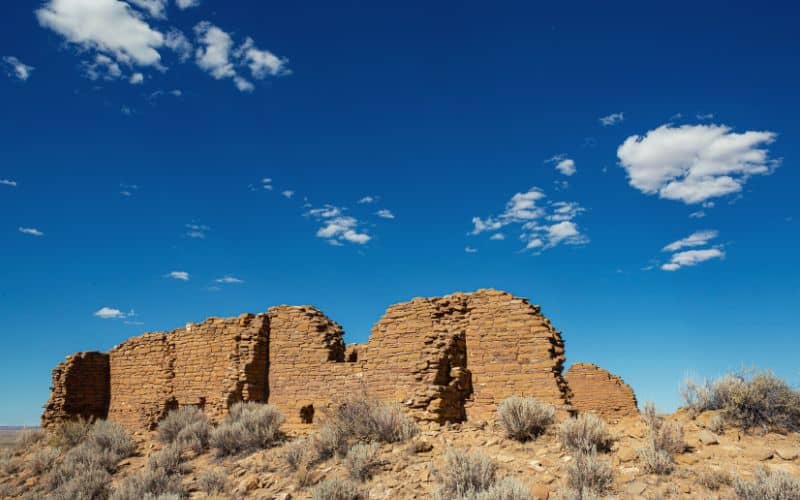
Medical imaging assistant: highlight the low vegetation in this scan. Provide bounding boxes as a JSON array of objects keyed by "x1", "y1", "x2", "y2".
[
  {"x1": 637, "y1": 402, "x2": 685, "y2": 475},
  {"x1": 53, "y1": 417, "x2": 93, "y2": 448},
  {"x1": 157, "y1": 405, "x2": 211, "y2": 453},
  {"x1": 559, "y1": 413, "x2": 615, "y2": 454},
  {"x1": 497, "y1": 396, "x2": 555, "y2": 442},
  {"x1": 197, "y1": 468, "x2": 230, "y2": 496},
  {"x1": 733, "y1": 467, "x2": 800, "y2": 499},
  {"x1": 437, "y1": 448, "x2": 530, "y2": 499},
  {"x1": 311, "y1": 477, "x2": 364, "y2": 500},
  {"x1": 562, "y1": 450, "x2": 614, "y2": 499},
  {"x1": 210, "y1": 402, "x2": 285, "y2": 456},
  {"x1": 697, "y1": 467, "x2": 733, "y2": 491},
  {"x1": 345, "y1": 442, "x2": 381, "y2": 481},
  {"x1": 683, "y1": 370, "x2": 800, "y2": 433}
]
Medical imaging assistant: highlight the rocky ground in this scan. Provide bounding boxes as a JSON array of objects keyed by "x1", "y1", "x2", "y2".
[{"x1": 2, "y1": 409, "x2": 798, "y2": 499}]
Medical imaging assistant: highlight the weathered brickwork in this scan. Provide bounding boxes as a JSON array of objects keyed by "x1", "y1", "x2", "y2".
[
  {"x1": 42, "y1": 289, "x2": 637, "y2": 431},
  {"x1": 565, "y1": 362, "x2": 638, "y2": 420},
  {"x1": 42, "y1": 351, "x2": 110, "y2": 429}
]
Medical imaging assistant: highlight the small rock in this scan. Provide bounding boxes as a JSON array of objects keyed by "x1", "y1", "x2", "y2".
[
  {"x1": 561, "y1": 455, "x2": 573, "y2": 463},
  {"x1": 528, "y1": 460, "x2": 546, "y2": 472},
  {"x1": 626, "y1": 481, "x2": 647, "y2": 495},
  {"x1": 776, "y1": 447, "x2": 799, "y2": 461},
  {"x1": 698, "y1": 430, "x2": 720, "y2": 445},
  {"x1": 497, "y1": 455, "x2": 515, "y2": 463},
  {"x1": 532, "y1": 485, "x2": 549, "y2": 499},
  {"x1": 485, "y1": 439, "x2": 499, "y2": 447},
  {"x1": 617, "y1": 447, "x2": 637, "y2": 463},
  {"x1": 539, "y1": 474, "x2": 556, "y2": 485},
  {"x1": 757, "y1": 449, "x2": 775, "y2": 461}
]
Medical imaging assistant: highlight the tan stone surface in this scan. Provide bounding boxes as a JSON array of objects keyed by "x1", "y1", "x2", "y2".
[
  {"x1": 41, "y1": 351, "x2": 109, "y2": 429},
  {"x1": 565, "y1": 362, "x2": 638, "y2": 420}
]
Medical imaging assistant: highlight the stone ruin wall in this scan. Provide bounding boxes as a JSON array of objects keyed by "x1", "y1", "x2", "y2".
[
  {"x1": 565, "y1": 362, "x2": 639, "y2": 420},
  {"x1": 42, "y1": 289, "x2": 637, "y2": 431},
  {"x1": 42, "y1": 351, "x2": 110, "y2": 430}
]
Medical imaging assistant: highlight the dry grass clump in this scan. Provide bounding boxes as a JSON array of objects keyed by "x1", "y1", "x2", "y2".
[
  {"x1": 697, "y1": 467, "x2": 733, "y2": 491},
  {"x1": 284, "y1": 437, "x2": 314, "y2": 471},
  {"x1": 683, "y1": 370, "x2": 800, "y2": 433},
  {"x1": 733, "y1": 467, "x2": 800, "y2": 499},
  {"x1": 707, "y1": 414, "x2": 725, "y2": 434},
  {"x1": 110, "y1": 445, "x2": 188, "y2": 500},
  {"x1": 314, "y1": 422, "x2": 349, "y2": 460},
  {"x1": 14, "y1": 428, "x2": 44, "y2": 451},
  {"x1": 637, "y1": 403, "x2": 685, "y2": 475},
  {"x1": 559, "y1": 413, "x2": 615, "y2": 454},
  {"x1": 53, "y1": 417, "x2": 93, "y2": 448},
  {"x1": 345, "y1": 443, "x2": 381, "y2": 481},
  {"x1": 311, "y1": 477, "x2": 364, "y2": 500},
  {"x1": 0, "y1": 449, "x2": 21, "y2": 475},
  {"x1": 562, "y1": 450, "x2": 613, "y2": 499},
  {"x1": 437, "y1": 448, "x2": 497, "y2": 498},
  {"x1": 197, "y1": 468, "x2": 230, "y2": 496},
  {"x1": 157, "y1": 406, "x2": 211, "y2": 453},
  {"x1": 49, "y1": 468, "x2": 112, "y2": 500},
  {"x1": 497, "y1": 396, "x2": 555, "y2": 442},
  {"x1": 209, "y1": 402, "x2": 284, "y2": 457},
  {"x1": 29, "y1": 446, "x2": 61, "y2": 475}
]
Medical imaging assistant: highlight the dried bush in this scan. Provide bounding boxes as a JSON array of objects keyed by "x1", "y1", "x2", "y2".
[
  {"x1": 559, "y1": 413, "x2": 615, "y2": 454},
  {"x1": 314, "y1": 423, "x2": 349, "y2": 460},
  {"x1": 0, "y1": 450, "x2": 21, "y2": 475},
  {"x1": 683, "y1": 371, "x2": 800, "y2": 433},
  {"x1": 345, "y1": 443, "x2": 381, "y2": 481},
  {"x1": 311, "y1": 477, "x2": 364, "y2": 500},
  {"x1": 564, "y1": 450, "x2": 613, "y2": 497},
  {"x1": 86, "y1": 420, "x2": 136, "y2": 464},
  {"x1": 641, "y1": 403, "x2": 685, "y2": 454},
  {"x1": 110, "y1": 466, "x2": 186, "y2": 500},
  {"x1": 438, "y1": 448, "x2": 497, "y2": 498},
  {"x1": 497, "y1": 396, "x2": 555, "y2": 442},
  {"x1": 14, "y1": 428, "x2": 44, "y2": 451},
  {"x1": 209, "y1": 402, "x2": 284, "y2": 457},
  {"x1": 49, "y1": 467, "x2": 111, "y2": 500},
  {"x1": 698, "y1": 467, "x2": 732, "y2": 491},
  {"x1": 147, "y1": 445, "x2": 186, "y2": 476},
  {"x1": 733, "y1": 467, "x2": 800, "y2": 499},
  {"x1": 197, "y1": 469, "x2": 229, "y2": 496},
  {"x1": 324, "y1": 397, "x2": 418, "y2": 444},
  {"x1": 54, "y1": 417, "x2": 93, "y2": 448},
  {"x1": 468, "y1": 477, "x2": 531, "y2": 500},
  {"x1": 284, "y1": 437, "x2": 313, "y2": 471},
  {"x1": 708, "y1": 414, "x2": 725, "y2": 434},
  {"x1": 637, "y1": 445, "x2": 674, "y2": 475},
  {"x1": 157, "y1": 406, "x2": 210, "y2": 453},
  {"x1": 29, "y1": 446, "x2": 60, "y2": 474}
]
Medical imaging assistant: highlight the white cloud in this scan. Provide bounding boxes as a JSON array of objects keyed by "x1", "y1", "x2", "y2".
[
  {"x1": 306, "y1": 205, "x2": 371, "y2": 245},
  {"x1": 194, "y1": 21, "x2": 236, "y2": 79},
  {"x1": 175, "y1": 0, "x2": 200, "y2": 8},
  {"x1": 547, "y1": 155, "x2": 576, "y2": 176},
  {"x1": 128, "y1": 0, "x2": 167, "y2": 18},
  {"x1": 600, "y1": 112, "x2": 624, "y2": 126},
  {"x1": 661, "y1": 248, "x2": 724, "y2": 271},
  {"x1": 94, "y1": 306, "x2": 126, "y2": 319},
  {"x1": 185, "y1": 223, "x2": 209, "y2": 238},
  {"x1": 83, "y1": 54, "x2": 122, "y2": 80},
  {"x1": 696, "y1": 113, "x2": 715, "y2": 121},
  {"x1": 215, "y1": 276, "x2": 243, "y2": 284},
  {"x1": 1, "y1": 179, "x2": 17, "y2": 187},
  {"x1": 18, "y1": 227, "x2": 44, "y2": 237},
  {"x1": 129, "y1": 72, "x2": 144, "y2": 84},
  {"x1": 689, "y1": 210, "x2": 706, "y2": 219},
  {"x1": 234, "y1": 37, "x2": 289, "y2": 79},
  {"x1": 465, "y1": 246, "x2": 478, "y2": 253},
  {"x1": 165, "y1": 271, "x2": 189, "y2": 281},
  {"x1": 470, "y1": 187, "x2": 588, "y2": 252},
  {"x1": 489, "y1": 233, "x2": 505, "y2": 241},
  {"x1": 120, "y1": 183, "x2": 138, "y2": 196},
  {"x1": 662, "y1": 230, "x2": 718, "y2": 252},
  {"x1": 358, "y1": 196, "x2": 375, "y2": 204},
  {"x1": 375, "y1": 209, "x2": 395, "y2": 219},
  {"x1": 3, "y1": 56, "x2": 34, "y2": 81},
  {"x1": 36, "y1": 0, "x2": 165, "y2": 68},
  {"x1": 617, "y1": 124, "x2": 778, "y2": 204},
  {"x1": 164, "y1": 28, "x2": 192, "y2": 62},
  {"x1": 281, "y1": 190, "x2": 294, "y2": 199}
]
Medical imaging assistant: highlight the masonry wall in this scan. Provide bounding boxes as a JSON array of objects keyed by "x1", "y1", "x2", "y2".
[
  {"x1": 41, "y1": 351, "x2": 110, "y2": 429},
  {"x1": 565, "y1": 362, "x2": 638, "y2": 421}
]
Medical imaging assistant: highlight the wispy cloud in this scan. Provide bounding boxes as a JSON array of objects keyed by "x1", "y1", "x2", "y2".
[
  {"x1": 281, "y1": 190, "x2": 294, "y2": 199},
  {"x1": 470, "y1": 187, "x2": 588, "y2": 252},
  {"x1": 120, "y1": 183, "x2": 138, "y2": 197},
  {"x1": 696, "y1": 113, "x2": 715, "y2": 121},
  {"x1": 489, "y1": 233, "x2": 505, "y2": 241},
  {"x1": 599, "y1": 112, "x2": 624, "y2": 126},
  {"x1": 375, "y1": 209, "x2": 395, "y2": 219},
  {"x1": 618, "y1": 124, "x2": 779, "y2": 204},
  {"x1": 2, "y1": 56, "x2": 34, "y2": 81},
  {"x1": 215, "y1": 276, "x2": 243, "y2": 284},
  {"x1": 1, "y1": 179, "x2": 17, "y2": 187},
  {"x1": 185, "y1": 223, "x2": 210, "y2": 239},
  {"x1": 546, "y1": 155, "x2": 576, "y2": 176},
  {"x1": 659, "y1": 230, "x2": 724, "y2": 271},
  {"x1": 465, "y1": 246, "x2": 478, "y2": 253},
  {"x1": 94, "y1": 307, "x2": 136, "y2": 320},
  {"x1": 165, "y1": 271, "x2": 190, "y2": 281},
  {"x1": 358, "y1": 196, "x2": 375, "y2": 204},
  {"x1": 18, "y1": 227, "x2": 43, "y2": 237},
  {"x1": 662, "y1": 230, "x2": 719, "y2": 252},
  {"x1": 176, "y1": 0, "x2": 201, "y2": 9},
  {"x1": 305, "y1": 204, "x2": 371, "y2": 245}
]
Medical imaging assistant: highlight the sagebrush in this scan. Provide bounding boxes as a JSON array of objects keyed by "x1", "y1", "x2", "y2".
[
  {"x1": 438, "y1": 448, "x2": 497, "y2": 498},
  {"x1": 345, "y1": 442, "x2": 381, "y2": 481},
  {"x1": 209, "y1": 402, "x2": 284, "y2": 456},
  {"x1": 157, "y1": 405, "x2": 211, "y2": 453},
  {"x1": 733, "y1": 467, "x2": 800, "y2": 499},
  {"x1": 497, "y1": 396, "x2": 555, "y2": 442},
  {"x1": 563, "y1": 450, "x2": 613, "y2": 497},
  {"x1": 559, "y1": 413, "x2": 615, "y2": 454},
  {"x1": 311, "y1": 478, "x2": 364, "y2": 500}
]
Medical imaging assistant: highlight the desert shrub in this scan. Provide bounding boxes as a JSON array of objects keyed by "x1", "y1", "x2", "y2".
[
  {"x1": 683, "y1": 371, "x2": 800, "y2": 433},
  {"x1": 0, "y1": 450, "x2": 21, "y2": 475},
  {"x1": 284, "y1": 437, "x2": 313, "y2": 471},
  {"x1": 325, "y1": 397, "x2": 418, "y2": 444},
  {"x1": 54, "y1": 417, "x2": 93, "y2": 448},
  {"x1": 438, "y1": 448, "x2": 497, "y2": 498},
  {"x1": 87, "y1": 420, "x2": 136, "y2": 463},
  {"x1": 147, "y1": 445, "x2": 186, "y2": 476},
  {"x1": 637, "y1": 445, "x2": 674, "y2": 475},
  {"x1": 15, "y1": 428, "x2": 45, "y2": 451},
  {"x1": 708, "y1": 414, "x2": 725, "y2": 434},
  {"x1": 49, "y1": 467, "x2": 111, "y2": 500},
  {"x1": 29, "y1": 446, "x2": 61, "y2": 474},
  {"x1": 698, "y1": 467, "x2": 732, "y2": 491},
  {"x1": 197, "y1": 469, "x2": 229, "y2": 496},
  {"x1": 637, "y1": 403, "x2": 684, "y2": 475},
  {"x1": 345, "y1": 443, "x2": 381, "y2": 481},
  {"x1": 733, "y1": 467, "x2": 800, "y2": 499},
  {"x1": 468, "y1": 477, "x2": 531, "y2": 500},
  {"x1": 563, "y1": 450, "x2": 613, "y2": 497},
  {"x1": 559, "y1": 413, "x2": 615, "y2": 454},
  {"x1": 314, "y1": 423, "x2": 349, "y2": 460},
  {"x1": 311, "y1": 477, "x2": 364, "y2": 500},
  {"x1": 209, "y1": 402, "x2": 284, "y2": 457},
  {"x1": 110, "y1": 466, "x2": 186, "y2": 500},
  {"x1": 157, "y1": 406, "x2": 210, "y2": 453},
  {"x1": 497, "y1": 396, "x2": 555, "y2": 442}
]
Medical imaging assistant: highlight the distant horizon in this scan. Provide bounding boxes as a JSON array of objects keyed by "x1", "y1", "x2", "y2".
[{"x1": 2, "y1": 0, "x2": 798, "y2": 425}]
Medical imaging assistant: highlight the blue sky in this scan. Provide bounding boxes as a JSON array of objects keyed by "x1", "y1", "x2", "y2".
[{"x1": 1, "y1": 0, "x2": 798, "y2": 425}]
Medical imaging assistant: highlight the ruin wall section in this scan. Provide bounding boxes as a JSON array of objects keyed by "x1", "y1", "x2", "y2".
[
  {"x1": 565, "y1": 362, "x2": 638, "y2": 421},
  {"x1": 41, "y1": 351, "x2": 110, "y2": 429}
]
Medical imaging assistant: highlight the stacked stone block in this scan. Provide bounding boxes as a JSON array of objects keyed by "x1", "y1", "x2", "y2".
[
  {"x1": 42, "y1": 351, "x2": 110, "y2": 429},
  {"x1": 565, "y1": 362, "x2": 638, "y2": 420}
]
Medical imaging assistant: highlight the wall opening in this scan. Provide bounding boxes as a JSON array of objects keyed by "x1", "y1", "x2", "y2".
[{"x1": 300, "y1": 404, "x2": 315, "y2": 424}]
